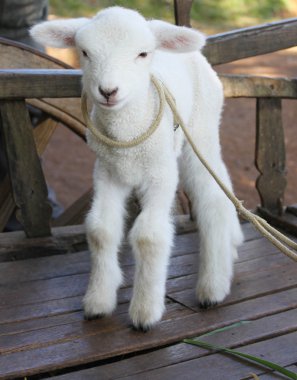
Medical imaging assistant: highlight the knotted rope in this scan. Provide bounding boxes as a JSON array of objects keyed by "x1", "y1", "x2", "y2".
[{"x1": 81, "y1": 75, "x2": 297, "y2": 262}]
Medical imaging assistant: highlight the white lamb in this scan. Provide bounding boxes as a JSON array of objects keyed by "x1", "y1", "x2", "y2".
[{"x1": 31, "y1": 6, "x2": 243, "y2": 331}]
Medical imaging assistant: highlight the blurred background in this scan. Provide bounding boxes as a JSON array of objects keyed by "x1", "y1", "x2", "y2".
[{"x1": 3, "y1": 0, "x2": 297, "y2": 215}]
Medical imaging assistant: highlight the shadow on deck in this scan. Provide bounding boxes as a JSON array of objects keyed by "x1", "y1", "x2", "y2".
[{"x1": 0, "y1": 221, "x2": 296, "y2": 379}]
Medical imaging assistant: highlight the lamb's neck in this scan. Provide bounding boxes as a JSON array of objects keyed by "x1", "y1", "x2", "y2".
[{"x1": 93, "y1": 84, "x2": 158, "y2": 142}]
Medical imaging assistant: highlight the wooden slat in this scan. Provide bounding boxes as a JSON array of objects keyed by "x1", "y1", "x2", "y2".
[
  {"x1": 0, "y1": 301, "x2": 191, "y2": 355},
  {"x1": 0, "y1": 69, "x2": 81, "y2": 99},
  {"x1": 118, "y1": 332, "x2": 297, "y2": 380},
  {"x1": 33, "y1": 118, "x2": 58, "y2": 155},
  {"x1": 0, "y1": 220, "x2": 263, "y2": 263},
  {"x1": 169, "y1": 254, "x2": 296, "y2": 310},
  {"x1": 0, "y1": 100, "x2": 52, "y2": 237},
  {"x1": 258, "y1": 365, "x2": 297, "y2": 379},
  {"x1": 0, "y1": 119, "x2": 60, "y2": 233},
  {"x1": 0, "y1": 36, "x2": 73, "y2": 69},
  {"x1": 0, "y1": 240, "x2": 295, "y2": 325},
  {"x1": 1, "y1": 70, "x2": 297, "y2": 101},
  {"x1": 0, "y1": 224, "x2": 87, "y2": 262},
  {"x1": 203, "y1": 18, "x2": 297, "y2": 65},
  {"x1": 0, "y1": 226, "x2": 268, "y2": 285},
  {"x1": 50, "y1": 309, "x2": 297, "y2": 379},
  {"x1": 255, "y1": 98, "x2": 286, "y2": 215},
  {"x1": 174, "y1": 0, "x2": 193, "y2": 27},
  {"x1": 221, "y1": 74, "x2": 297, "y2": 99},
  {"x1": 1, "y1": 238, "x2": 291, "y2": 309},
  {"x1": 0, "y1": 288, "x2": 296, "y2": 379},
  {"x1": 0, "y1": 235, "x2": 281, "y2": 288},
  {"x1": 0, "y1": 224, "x2": 296, "y2": 378}
]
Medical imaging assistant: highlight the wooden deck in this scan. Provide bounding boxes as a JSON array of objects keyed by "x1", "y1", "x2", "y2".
[{"x1": 0, "y1": 222, "x2": 296, "y2": 379}]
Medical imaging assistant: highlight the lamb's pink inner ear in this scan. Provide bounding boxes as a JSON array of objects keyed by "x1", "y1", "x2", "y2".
[
  {"x1": 62, "y1": 34, "x2": 75, "y2": 47},
  {"x1": 49, "y1": 29, "x2": 76, "y2": 47},
  {"x1": 161, "y1": 35, "x2": 190, "y2": 50}
]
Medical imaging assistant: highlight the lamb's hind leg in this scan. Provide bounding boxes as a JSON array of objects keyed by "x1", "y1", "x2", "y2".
[
  {"x1": 83, "y1": 169, "x2": 129, "y2": 319},
  {"x1": 180, "y1": 142, "x2": 244, "y2": 308}
]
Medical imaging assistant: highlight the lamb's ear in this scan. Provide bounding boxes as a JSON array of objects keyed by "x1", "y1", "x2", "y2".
[
  {"x1": 30, "y1": 18, "x2": 89, "y2": 48},
  {"x1": 148, "y1": 20, "x2": 206, "y2": 53}
]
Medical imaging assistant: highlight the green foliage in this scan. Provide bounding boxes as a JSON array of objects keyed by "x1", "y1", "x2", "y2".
[
  {"x1": 191, "y1": 0, "x2": 289, "y2": 22},
  {"x1": 49, "y1": 0, "x2": 294, "y2": 28},
  {"x1": 49, "y1": 0, "x2": 174, "y2": 20},
  {"x1": 183, "y1": 338, "x2": 297, "y2": 379}
]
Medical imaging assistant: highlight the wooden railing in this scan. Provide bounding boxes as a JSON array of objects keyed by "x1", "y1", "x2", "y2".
[
  {"x1": 0, "y1": 68, "x2": 296, "y2": 236},
  {"x1": 0, "y1": 1, "x2": 296, "y2": 238}
]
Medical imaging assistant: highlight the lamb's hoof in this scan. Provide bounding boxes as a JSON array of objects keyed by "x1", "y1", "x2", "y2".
[
  {"x1": 130, "y1": 323, "x2": 151, "y2": 333},
  {"x1": 199, "y1": 300, "x2": 218, "y2": 310},
  {"x1": 84, "y1": 313, "x2": 105, "y2": 321}
]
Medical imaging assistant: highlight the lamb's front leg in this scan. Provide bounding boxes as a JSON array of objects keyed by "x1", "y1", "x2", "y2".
[
  {"x1": 129, "y1": 172, "x2": 178, "y2": 331},
  {"x1": 83, "y1": 170, "x2": 129, "y2": 319}
]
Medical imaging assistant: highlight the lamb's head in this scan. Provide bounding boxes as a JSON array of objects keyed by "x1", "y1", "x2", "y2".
[{"x1": 31, "y1": 7, "x2": 205, "y2": 110}]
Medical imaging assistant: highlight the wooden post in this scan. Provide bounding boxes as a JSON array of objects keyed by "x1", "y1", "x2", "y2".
[
  {"x1": 174, "y1": 0, "x2": 193, "y2": 26},
  {"x1": 0, "y1": 100, "x2": 52, "y2": 237},
  {"x1": 255, "y1": 98, "x2": 286, "y2": 216}
]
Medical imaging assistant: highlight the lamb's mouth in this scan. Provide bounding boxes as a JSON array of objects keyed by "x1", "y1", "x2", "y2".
[
  {"x1": 99, "y1": 99, "x2": 125, "y2": 109},
  {"x1": 99, "y1": 101, "x2": 117, "y2": 108}
]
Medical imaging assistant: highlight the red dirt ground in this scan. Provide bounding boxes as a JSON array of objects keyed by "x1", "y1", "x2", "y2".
[{"x1": 42, "y1": 47, "x2": 297, "y2": 212}]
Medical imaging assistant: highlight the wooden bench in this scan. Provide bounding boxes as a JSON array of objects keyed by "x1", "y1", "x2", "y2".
[{"x1": 0, "y1": 1, "x2": 296, "y2": 378}]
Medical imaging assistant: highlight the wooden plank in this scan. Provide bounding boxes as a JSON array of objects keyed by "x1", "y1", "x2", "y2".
[
  {"x1": 0, "y1": 100, "x2": 52, "y2": 237},
  {"x1": 169, "y1": 257, "x2": 297, "y2": 310},
  {"x1": 174, "y1": 0, "x2": 193, "y2": 27},
  {"x1": 0, "y1": 296, "x2": 83, "y2": 325},
  {"x1": 0, "y1": 36, "x2": 73, "y2": 70},
  {"x1": 0, "y1": 218, "x2": 263, "y2": 263},
  {"x1": 203, "y1": 18, "x2": 297, "y2": 65},
  {"x1": 221, "y1": 74, "x2": 297, "y2": 99},
  {"x1": 258, "y1": 365, "x2": 297, "y2": 379},
  {"x1": 0, "y1": 215, "x2": 200, "y2": 262},
  {"x1": 1, "y1": 241, "x2": 291, "y2": 309},
  {"x1": 0, "y1": 69, "x2": 81, "y2": 99},
  {"x1": 255, "y1": 98, "x2": 286, "y2": 215},
  {"x1": 0, "y1": 302, "x2": 192, "y2": 355},
  {"x1": 0, "y1": 119, "x2": 57, "y2": 232},
  {"x1": 0, "y1": 233, "x2": 274, "y2": 285},
  {"x1": 120, "y1": 332, "x2": 297, "y2": 380},
  {"x1": 50, "y1": 308, "x2": 297, "y2": 379},
  {"x1": 0, "y1": 288, "x2": 296, "y2": 379},
  {"x1": 33, "y1": 118, "x2": 58, "y2": 155},
  {"x1": 0, "y1": 245, "x2": 295, "y2": 319},
  {"x1": 0, "y1": 239, "x2": 294, "y2": 326},
  {"x1": 0, "y1": 252, "x2": 294, "y2": 325},
  {"x1": 0, "y1": 224, "x2": 87, "y2": 262},
  {"x1": 1, "y1": 71, "x2": 297, "y2": 102}
]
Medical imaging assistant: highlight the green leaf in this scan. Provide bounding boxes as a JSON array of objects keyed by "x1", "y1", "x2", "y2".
[
  {"x1": 194, "y1": 321, "x2": 251, "y2": 339},
  {"x1": 183, "y1": 339, "x2": 297, "y2": 380}
]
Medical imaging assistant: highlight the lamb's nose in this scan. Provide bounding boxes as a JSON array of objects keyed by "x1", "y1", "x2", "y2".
[{"x1": 99, "y1": 86, "x2": 118, "y2": 100}]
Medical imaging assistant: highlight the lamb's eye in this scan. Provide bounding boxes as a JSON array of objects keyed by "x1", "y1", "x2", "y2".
[
  {"x1": 82, "y1": 50, "x2": 88, "y2": 58},
  {"x1": 138, "y1": 52, "x2": 148, "y2": 58}
]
